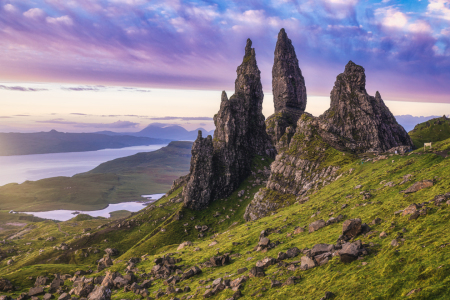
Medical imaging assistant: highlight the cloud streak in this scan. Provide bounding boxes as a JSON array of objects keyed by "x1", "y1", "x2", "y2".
[
  {"x1": 0, "y1": 85, "x2": 47, "y2": 92},
  {"x1": 36, "y1": 119, "x2": 140, "y2": 129}
]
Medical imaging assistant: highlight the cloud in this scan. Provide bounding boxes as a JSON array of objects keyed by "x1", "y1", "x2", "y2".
[
  {"x1": 0, "y1": 85, "x2": 48, "y2": 92},
  {"x1": 14, "y1": 115, "x2": 31, "y2": 117},
  {"x1": 70, "y1": 113, "x2": 88, "y2": 115},
  {"x1": 148, "y1": 116, "x2": 214, "y2": 121},
  {"x1": 62, "y1": 86, "x2": 102, "y2": 91},
  {"x1": 0, "y1": 0, "x2": 449, "y2": 103},
  {"x1": 375, "y1": 7, "x2": 408, "y2": 28},
  {"x1": 23, "y1": 8, "x2": 46, "y2": 19},
  {"x1": 46, "y1": 15, "x2": 73, "y2": 26},
  {"x1": 0, "y1": 116, "x2": 12, "y2": 118},
  {"x1": 427, "y1": 0, "x2": 450, "y2": 21},
  {"x1": 36, "y1": 119, "x2": 140, "y2": 128}
]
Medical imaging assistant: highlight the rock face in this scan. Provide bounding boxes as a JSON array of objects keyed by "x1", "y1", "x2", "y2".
[
  {"x1": 266, "y1": 29, "x2": 307, "y2": 147},
  {"x1": 318, "y1": 61, "x2": 413, "y2": 153},
  {"x1": 182, "y1": 39, "x2": 275, "y2": 210},
  {"x1": 246, "y1": 60, "x2": 413, "y2": 220}
]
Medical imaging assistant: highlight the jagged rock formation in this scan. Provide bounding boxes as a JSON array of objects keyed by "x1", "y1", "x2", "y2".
[
  {"x1": 182, "y1": 39, "x2": 275, "y2": 210},
  {"x1": 245, "y1": 61, "x2": 413, "y2": 221},
  {"x1": 266, "y1": 29, "x2": 307, "y2": 148},
  {"x1": 318, "y1": 61, "x2": 413, "y2": 153}
]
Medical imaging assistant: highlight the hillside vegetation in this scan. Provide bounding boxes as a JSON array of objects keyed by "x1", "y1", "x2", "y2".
[
  {"x1": 1, "y1": 138, "x2": 449, "y2": 299},
  {"x1": 0, "y1": 141, "x2": 192, "y2": 212},
  {"x1": 409, "y1": 116, "x2": 450, "y2": 149}
]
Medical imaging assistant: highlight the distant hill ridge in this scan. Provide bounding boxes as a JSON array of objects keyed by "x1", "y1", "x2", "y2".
[
  {"x1": 96, "y1": 123, "x2": 214, "y2": 141},
  {"x1": 0, "y1": 130, "x2": 171, "y2": 156}
]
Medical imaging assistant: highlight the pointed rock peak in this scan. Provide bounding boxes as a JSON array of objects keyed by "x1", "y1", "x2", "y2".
[
  {"x1": 341, "y1": 60, "x2": 366, "y2": 91},
  {"x1": 221, "y1": 91, "x2": 228, "y2": 102},
  {"x1": 245, "y1": 38, "x2": 252, "y2": 58},
  {"x1": 197, "y1": 130, "x2": 202, "y2": 139},
  {"x1": 271, "y1": 28, "x2": 307, "y2": 116},
  {"x1": 375, "y1": 91, "x2": 381, "y2": 100}
]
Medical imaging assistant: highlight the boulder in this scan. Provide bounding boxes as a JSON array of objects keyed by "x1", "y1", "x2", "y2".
[
  {"x1": 104, "y1": 248, "x2": 119, "y2": 256},
  {"x1": 87, "y1": 286, "x2": 111, "y2": 300},
  {"x1": 177, "y1": 241, "x2": 193, "y2": 250},
  {"x1": 35, "y1": 276, "x2": 48, "y2": 287},
  {"x1": 311, "y1": 244, "x2": 334, "y2": 257},
  {"x1": 300, "y1": 256, "x2": 316, "y2": 270},
  {"x1": 255, "y1": 257, "x2": 276, "y2": 268},
  {"x1": 309, "y1": 220, "x2": 326, "y2": 233},
  {"x1": 404, "y1": 180, "x2": 433, "y2": 194},
  {"x1": 0, "y1": 278, "x2": 14, "y2": 292},
  {"x1": 338, "y1": 241, "x2": 362, "y2": 263},
  {"x1": 402, "y1": 204, "x2": 419, "y2": 216},
  {"x1": 28, "y1": 287, "x2": 45, "y2": 297},
  {"x1": 210, "y1": 254, "x2": 230, "y2": 267},
  {"x1": 342, "y1": 218, "x2": 362, "y2": 240},
  {"x1": 249, "y1": 267, "x2": 265, "y2": 278}
]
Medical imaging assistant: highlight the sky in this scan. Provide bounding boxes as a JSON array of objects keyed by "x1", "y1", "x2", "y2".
[{"x1": 0, "y1": 0, "x2": 450, "y2": 132}]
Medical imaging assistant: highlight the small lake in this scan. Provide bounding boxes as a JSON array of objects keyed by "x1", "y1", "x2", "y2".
[
  {"x1": 22, "y1": 193, "x2": 166, "y2": 221},
  {"x1": 0, "y1": 144, "x2": 167, "y2": 187}
]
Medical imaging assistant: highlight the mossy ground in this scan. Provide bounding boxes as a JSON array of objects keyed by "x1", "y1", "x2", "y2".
[
  {"x1": 1, "y1": 141, "x2": 450, "y2": 299},
  {"x1": 409, "y1": 116, "x2": 450, "y2": 149}
]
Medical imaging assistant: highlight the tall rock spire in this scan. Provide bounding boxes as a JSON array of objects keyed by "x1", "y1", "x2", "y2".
[
  {"x1": 272, "y1": 28, "x2": 307, "y2": 116},
  {"x1": 266, "y1": 28, "x2": 307, "y2": 148},
  {"x1": 182, "y1": 39, "x2": 275, "y2": 211}
]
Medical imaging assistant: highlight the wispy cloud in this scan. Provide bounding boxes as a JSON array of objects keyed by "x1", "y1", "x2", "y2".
[
  {"x1": 36, "y1": 119, "x2": 139, "y2": 129},
  {"x1": 0, "y1": 85, "x2": 47, "y2": 92},
  {"x1": 149, "y1": 116, "x2": 214, "y2": 121}
]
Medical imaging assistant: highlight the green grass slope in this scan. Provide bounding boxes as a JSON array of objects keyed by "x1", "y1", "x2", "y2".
[
  {"x1": 409, "y1": 116, "x2": 450, "y2": 149},
  {"x1": 1, "y1": 140, "x2": 450, "y2": 299},
  {"x1": 0, "y1": 141, "x2": 192, "y2": 211}
]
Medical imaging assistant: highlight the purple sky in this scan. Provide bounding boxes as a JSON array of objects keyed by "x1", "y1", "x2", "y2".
[{"x1": 0, "y1": 0, "x2": 449, "y2": 103}]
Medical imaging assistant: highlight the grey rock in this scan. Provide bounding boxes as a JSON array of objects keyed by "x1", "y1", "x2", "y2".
[
  {"x1": 300, "y1": 256, "x2": 316, "y2": 270},
  {"x1": 35, "y1": 276, "x2": 48, "y2": 287},
  {"x1": 58, "y1": 293, "x2": 70, "y2": 300},
  {"x1": 249, "y1": 266, "x2": 265, "y2": 278},
  {"x1": 342, "y1": 218, "x2": 362, "y2": 240},
  {"x1": 311, "y1": 244, "x2": 334, "y2": 257},
  {"x1": 28, "y1": 287, "x2": 45, "y2": 297},
  {"x1": 182, "y1": 39, "x2": 275, "y2": 211},
  {"x1": 0, "y1": 278, "x2": 14, "y2": 292},
  {"x1": 266, "y1": 28, "x2": 306, "y2": 146},
  {"x1": 87, "y1": 286, "x2": 111, "y2": 300},
  {"x1": 404, "y1": 180, "x2": 433, "y2": 194},
  {"x1": 338, "y1": 241, "x2": 363, "y2": 263},
  {"x1": 309, "y1": 220, "x2": 326, "y2": 233}
]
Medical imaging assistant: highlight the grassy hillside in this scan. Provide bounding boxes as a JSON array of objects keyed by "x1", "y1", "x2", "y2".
[
  {"x1": 0, "y1": 130, "x2": 171, "y2": 156},
  {"x1": 409, "y1": 116, "x2": 450, "y2": 149},
  {"x1": 0, "y1": 141, "x2": 192, "y2": 212},
  {"x1": 1, "y1": 140, "x2": 450, "y2": 299}
]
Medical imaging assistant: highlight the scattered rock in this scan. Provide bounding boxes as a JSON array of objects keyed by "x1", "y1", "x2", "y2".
[
  {"x1": 403, "y1": 180, "x2": 433, "y2": 194},
  {"x1": 309, "y1": 220, "x2": 326, "y2": 233}
]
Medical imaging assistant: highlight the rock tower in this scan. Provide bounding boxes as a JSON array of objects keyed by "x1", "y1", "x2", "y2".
[
  {"x1": 182, "y1": 39, "x2": 275, "y2": 210},
  {"x1": 266, "y1": 28, "x2": 307, "y2": 147}
]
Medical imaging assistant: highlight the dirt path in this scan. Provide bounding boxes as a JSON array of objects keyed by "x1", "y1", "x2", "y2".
[{"x1": 57, "y1": 223, "x2": 69, "y2": 237}]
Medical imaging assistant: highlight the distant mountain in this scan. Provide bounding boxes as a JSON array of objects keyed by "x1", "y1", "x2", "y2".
[
  {"x1": 395, "y1": 115, "x2": 442, "y2": 132},
  {"x1": 0, "y1": 130, "x2": 171, "y2": 156},
  {"x1": 96, "y1": 123, "x2": 214, "y2": 140}
]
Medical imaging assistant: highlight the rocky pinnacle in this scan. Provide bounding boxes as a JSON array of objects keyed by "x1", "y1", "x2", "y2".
[
  {"x1": 272, "y1": 28, "x2": 307, "y2": 117},
  {"x1": 266, "y1": 29, "x2": 307, "y2": 147},
  {"x1": 182, "y1": 39, "x2": 275, "y2": 211},
  {"x1": 320, "y1": 60, "x2": 413, "y2": 152}
]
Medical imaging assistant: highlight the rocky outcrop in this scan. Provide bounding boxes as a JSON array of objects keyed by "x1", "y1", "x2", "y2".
[
  {"x1": 182, "y1": 39, "x2": 275, "y2": 210},
  {"x1": 318, "y1": 61, "x2": 413, "y2": 153},
  {"x1": 266, "y1": 29, "x2": 307, "y2": 147},
  {"x1": 246, "y1": 60, "x2": 413, "y2": 220}
]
